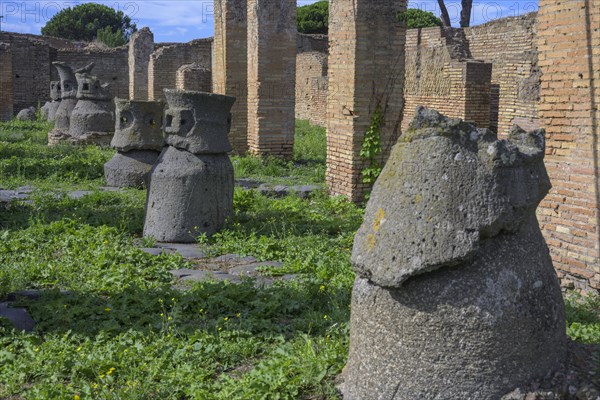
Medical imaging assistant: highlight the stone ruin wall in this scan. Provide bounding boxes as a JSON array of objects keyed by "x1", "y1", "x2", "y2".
[
  {"x1": 148, "y1": 39, "x2": 212, "y2": 101},
  {"x1": 0, "y1": 33, "x2": 56, "y2": 112},
  {"x1": 295, "y1": 51, "x2": 328, "y2": 127},
  {"x1": 0, "y1": 43, "x2": 13, "y2": 122},
  {"x1": 536, "y1": 0, "x2": 600, "y2": 291},
  {"x1": 464, "y1": 12, "x2": 540, "y2": 135},
  {"x1": 296, "y1": 13, "x2": 537, "y2": 132},
  {"x1": 53, "y1": 46, "x2": 130, "y2": 99},
  {"x1": 402, "y1": 27, "x2": 492, "y2": 131},
  {"x1": 176, "y1": 64, "x2": 212, "y2": 92}
]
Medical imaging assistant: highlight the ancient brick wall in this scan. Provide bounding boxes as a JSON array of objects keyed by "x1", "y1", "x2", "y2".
[
  {"x1": 0, "y1": 32, "x2": 75, "y2": 50},
  {"x1": 537, "y1": 0, "x2": 600, "y2": 291},
  {"x1": 295, "y1": 51, "x2": 328, "y2": 126},
  {"x1": 176, "y1": 64, "x2": 212, "y2": 92},
  {"x1": 148, "y1": 39, "x2": 212, "y2": 101},
  {"x1": 297, "y1": 33, "x2": 328, "y2": 53},
  {"x1": 0, "y1": 43, "x2": 13, "y2": 121},
  {"x1": 402, "y1": 27, "x2": 491, "y2": 130},
  {"x1": 213, "y1": 0, "x2": 248, "y2": 154},
  {"x1": 54, "y1": 46, "x2": 130, "y2": 99},
  {"x1": 129, "y1": 28, "x2": 154, "y2": 100},
  {"x1": 326, "y1": 0, "x2": 407, "y2": 202},
  {"x1": 0, "y1": 34, "x2": 53, "y2": 112},
  {"x1": 247, "y1": 0, "x2": 297, "y2": 158},
  {"x1": 464, "y1": 13, "x2": 539, "y2": 135}
]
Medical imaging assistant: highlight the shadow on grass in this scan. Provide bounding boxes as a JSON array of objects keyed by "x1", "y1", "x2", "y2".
[
  {"x1": 20, "y1": 280, "x2": 351, "y2": 340},
  {"x1": 0, "y1": 191, "x2": 145, "y2": 234}
]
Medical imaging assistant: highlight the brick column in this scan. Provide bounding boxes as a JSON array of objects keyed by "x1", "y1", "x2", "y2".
[
  {"x1": 247, "y1": 0, "x2": 296, "y2": 158},
  {"x1": 214, "y1": 0, "x2": 248, "y2": 154},
  {"x1": 537, "y1": 0, "x2": 600, "y2": 291},
  {"x1": 128, "y1": 27, "x2": 154, "y2": 100},
  {"x1": 0, "y1": 43, "x2": 13, "y2": 121},
  {"x1": 326, "y1": 0, "x2": 407, "y2": 202}
]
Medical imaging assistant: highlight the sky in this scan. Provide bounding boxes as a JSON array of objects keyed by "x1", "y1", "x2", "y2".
[{"x1": 0, "y1": 0, "x2": 539, "y2": 43}]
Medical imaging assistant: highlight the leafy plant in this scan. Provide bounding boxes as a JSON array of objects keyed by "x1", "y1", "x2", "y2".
[
  {"x1": 359, "y1": 106, "x2": 383, "y2": 187},
  {"x1": 398, "y1": 8, "x2": 443, "y2": 29},
  {"x1": 297, "y1": 1, "x2": 328, "y2": 34},
  {"x1": 96, "y1": 26, "x2": 127, "y2": 48}
]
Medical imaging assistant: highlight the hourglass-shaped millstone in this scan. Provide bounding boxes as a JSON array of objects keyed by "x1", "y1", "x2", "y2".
[
  {"x1": 162, "y1": 89, "x2": 234, "y2": 154},
  {"x1": 41, "y1": 81, "x2": 61, "y2": 122},
  {"x1": 143, "y1": 90, "x2": 236, "y2": 243},
  {"x1": 104, "y1": 99, "x2": 165, "y2": 188},
  {"x1": 50, "y1": 63, "x2": 78, "y2": 136},
  {"x1": 69, "y1": 72, "x2": 115, "y2": 144}
]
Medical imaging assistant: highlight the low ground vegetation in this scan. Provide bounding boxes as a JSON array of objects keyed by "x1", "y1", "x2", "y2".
[{"x1": 0, "y1": 119, "x2": 598, "y2": 398}]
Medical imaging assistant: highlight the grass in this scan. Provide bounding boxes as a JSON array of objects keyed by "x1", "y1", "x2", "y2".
[
  {"x1": 231, "y1": 120, "x2": 326, "y2": 186},
  {"x1": 0, "y1": 119, "x2": 598, "y2": 399}
]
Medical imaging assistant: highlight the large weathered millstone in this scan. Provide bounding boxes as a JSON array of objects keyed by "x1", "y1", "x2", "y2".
[
  {"x1": 341, "y1": 107, "x2": 567, "y2": 400},
  {"x1": 143, "y1": 146, "x2": 234, "y2": 242},
  {"x1": 48, "y1": 62, "x2": 79, "y2": 146},
  {"x1": 104, "y1": 99, "x2": 165, "y2": 188},
  {"x1": 41, "y1": 81, "x2": 61, "y2": 122},
  {"x1": 163, "y1": 89, "x2": 234, "y2": 154},
  {"x1": 69, "y1": 71, "x2": 115, "y2": 146},
  {"x1": 111, "y1": 98, "x2": 165, "y2": 152},
  {"x1": 143, "y1": 90, "x2": 236, "y2": 243},
  {"x1": 104, "y1": 150, "x2": 160, "y2": 188}
]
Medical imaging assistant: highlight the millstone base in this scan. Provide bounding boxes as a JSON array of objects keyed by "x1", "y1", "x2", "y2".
[
  {"x1": 143, "y1": 146, "x2": 234, "y2": 243},
  {"x1": 47, "y1": 129, "x2": 71, "y2": 147},
  {"x1": 48, "y1": 131, "x2": 113, "y2": 147},
  {"x1": 341, "y1": 219, "x2": 567, "y2": 400},
  {"x1": 104, "y1": 150, "x2": 160, "y2": 188}
]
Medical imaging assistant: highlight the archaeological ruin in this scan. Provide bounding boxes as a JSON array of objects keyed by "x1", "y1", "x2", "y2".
[
  {"x1": 40, "y1": 81, "x2": 61, "y2": 122},
  {"x1": 343, "y1": 107, "x2": 567, "y2": 399},
  {"x1": 104, "y1": 98, "x2": 165, "y2": 188},
  {"x1": 0, "y1": 0, "x2": 597, "y2": 291},
  {"x1": 68, "y1": 68, "x2": 115, "y2": 145},
  {"x1": 143, "y1": 90, "x2": 235, "y2": 243}
]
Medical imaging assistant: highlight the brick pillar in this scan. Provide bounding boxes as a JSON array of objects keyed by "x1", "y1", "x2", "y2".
[
  {"x1": 176, "y1": 63, "x2": 212, "y2": 92},
  {"x1": 0, "y1": 43, "x2": 13, "y2": 121},
  {"x1": 326, "y1": 0, "x2": 407, "y2": 202},
  {"x1": 214, "y1": 0, "x2": 248, "y2": 154},
  {"x1": 247, "y1": 0, "x2": 296, "y2": 158},
  {"x1": 537, "y1": 0, "x2": 600, "y2": 291},
  {"x1": 129, "y1": 27, "x2": 154, "y2": 100}
]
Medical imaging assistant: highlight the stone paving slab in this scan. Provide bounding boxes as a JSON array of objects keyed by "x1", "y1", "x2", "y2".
[
  {"x1": 228, "y1": 261, "x2": 284, "y2": 277},
  {"x1": 0, "y1": 302, "x2": 36, "y2": 332},
  {"x1": 0, "y1": 183, "x2": 322, "y2": 204}
]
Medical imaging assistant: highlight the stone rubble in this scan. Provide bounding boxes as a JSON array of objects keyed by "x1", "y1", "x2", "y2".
[{"x1": 16, "y1": 107, "x2": 36, "y2": 121}]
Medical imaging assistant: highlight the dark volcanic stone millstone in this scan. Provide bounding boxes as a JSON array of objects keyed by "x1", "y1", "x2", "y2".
[
  {"x1": 143, "y1": 146, "x2": 234, "y2": 243},
  {"x1": 341, "y1": 107, "x2": 567, "y2": 400},
  {"x1": 104, "y1": 150, "x2": 160, "y2": 188}
]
